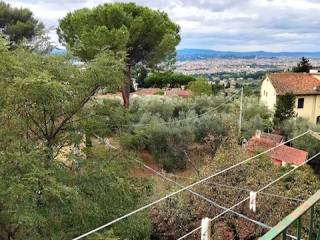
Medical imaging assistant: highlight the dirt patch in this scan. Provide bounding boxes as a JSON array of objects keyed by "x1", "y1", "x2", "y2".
[
  {"x1": 130, "y1": 151, "x2": 162, "y2": 177},
  {"x1": 131, "y1": 143, "x2": 213, "y2": 179}
]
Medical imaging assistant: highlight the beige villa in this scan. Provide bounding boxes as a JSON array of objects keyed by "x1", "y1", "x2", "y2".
[{"x1": 260, "y1": 72, "x2": 320, "y2": 125}]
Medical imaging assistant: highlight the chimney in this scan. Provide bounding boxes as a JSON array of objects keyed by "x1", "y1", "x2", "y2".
[{"x1": 255, "y1": 130, "x2": 262, "y2": 138}]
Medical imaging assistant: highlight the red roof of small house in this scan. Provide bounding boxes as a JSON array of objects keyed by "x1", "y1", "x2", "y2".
[
  {"x1": 260, "y1": 132, "x2": 284, "y2": 143},
  {"x1": 133, "y1": 88, "x2": 161, "y2": 96},
  {"x1": 178, "y1": 90, "x2": 191, "y2": 97},
  {"x1": 97, "y1": 88, "x2": 192, "y2": 98},
  {"x1": 247, "y1": 134, "x2": 308, "y2": 165},
  {"x1": 247, "y1": 136, "x2": 276, "y2": 152},
  {"x1": 270, "y1": 145, "x2": 308, "y2": 165},
  {"x1": 267, "y1": 73, "x2": 320, "y2": 95}
]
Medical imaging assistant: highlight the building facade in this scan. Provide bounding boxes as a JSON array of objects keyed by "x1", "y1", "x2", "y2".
[{"x1": 260, "y1": 72, "x2": 320, "y2": 125}]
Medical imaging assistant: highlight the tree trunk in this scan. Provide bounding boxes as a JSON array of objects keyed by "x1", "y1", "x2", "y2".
[
  {"x1": 121, "y1": 68, "x2": 132, "y2": 108},
  {"x1": 121, "y1": 85, "x2": 130, "y2": 108},
  {"x1": 85, "y1": 134, "x2": 92, "y2": 148},
  {"x1": 46, "y1": 140, "x2": 54, "y2": 162}
]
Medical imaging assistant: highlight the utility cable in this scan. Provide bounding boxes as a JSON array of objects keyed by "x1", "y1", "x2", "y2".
[
  {"x1": 165, "y1": 173, "x2": 304, "y2": 203},
  {"x1": 134, "y1": 159, "x2": 271, "y2": 229},
  {"x1": 178, "y1": 150, "x2": 320, "y2": 240},
  {"x1": 72, "y1": 130, "x2": 310, "y2": 240}
]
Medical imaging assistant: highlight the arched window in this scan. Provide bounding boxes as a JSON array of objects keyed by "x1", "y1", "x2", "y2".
[{"x1": 317, "y1": 116, "x2": 320, "y2": 125}]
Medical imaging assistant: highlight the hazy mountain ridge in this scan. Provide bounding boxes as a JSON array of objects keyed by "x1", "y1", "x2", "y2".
[
  {"x1": 52, "y1": 47, "x2": 320, "y2": 60},
  {"x1": 177, "y1": 49, "x2": 320, "y2": 60}
]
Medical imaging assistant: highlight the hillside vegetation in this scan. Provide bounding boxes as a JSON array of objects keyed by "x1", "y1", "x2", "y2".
[{"x1": 0, "y1": 2, "x2": 320, "y2": 240}]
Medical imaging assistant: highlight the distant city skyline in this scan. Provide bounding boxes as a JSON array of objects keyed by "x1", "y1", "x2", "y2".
[{"x1": 5, "y1": 0, "x2": 320, "y2": 52}]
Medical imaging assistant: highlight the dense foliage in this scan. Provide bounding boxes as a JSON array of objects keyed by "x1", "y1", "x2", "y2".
[
  {"x1": 0, "y1": 38, "x2": 151, "y2": 240},
  {"x1": 273, "y1": 92, "x2": 296, "y2": 126},
  {"x1": 242, "y1": 97, "x2": 273, "y2": 139},
  {"x1": 2, "y1": 40, "x2": 124, "y2": 161},
  {"x1": 144, "y1": 72, "x2": 196, "y2": 88},
  {"x1": 0, "y1": 1, "x2": 44, "y2": 44},
  {"x1": 280, "y1": 117, "x2": 320, "y2": 172},
  {"x1": 58, "y1": 2, "x2": 181, "y2": 107},
  {"x1": 0, "y1": 146, "x2": 151, "y2": 240},
  {"x1": 188, "y1": 78, "x2": 214, "y2": 96},
  {"x1": 150, "y1": 137, "x2": 320, "y2": 239},
  {"x1": 115, "y1": 95, "x2": 270, "y2": 171},
  {"x1": 242, "y1": 83, "x2": 260, "y2": 97},
  {"x1": 1, "y1": 3, "x2": 319, "y2": 240}
]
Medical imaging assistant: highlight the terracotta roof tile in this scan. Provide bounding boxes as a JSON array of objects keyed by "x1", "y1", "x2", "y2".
[
  {"x1": 247, "y1": 135, "x2": 308, "y2": 165},
  {"x1": 267, "y1": 73, "x2": 320, "y2": 95},
  {"x1": 270, "y1": 145, "x2": 308, "y2": 165},
  {"x1": 178, "y1": 90, "x2": 191, "y2": 97},
  {"x1": 247, "y1": 136, "x2": 276, "y2": 152},
  {"x1": 260, "y1": 132, "x2": 284, "y2": 143},
  {"x1": 133, "y1": 88, "x2": 161, "y2": 96}
]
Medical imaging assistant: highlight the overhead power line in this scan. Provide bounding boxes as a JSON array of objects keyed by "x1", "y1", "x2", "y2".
[
  {"x1": 207, "y1": 181, "x2": 304, "y2": 203},
  {"x1": 137, "y1": 160, "x2": 299, "y2": 240},
  {"x1": 134, "y1": 159, "x2": 271, "y2": 229},
  {"x1": 166, "y1": 173, "x2": 304, "y2": 203},
  {"x1": 72, "y1": 130, "x2": 310, "y2": 240},
  {"x1": 178, "y1": 150, "x2": 320, "y2": 240}
]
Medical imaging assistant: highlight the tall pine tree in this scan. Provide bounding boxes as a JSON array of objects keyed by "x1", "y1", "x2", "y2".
[
  {"x1": 58, "y1": 2, "x2": 180, "y2": 107},
  {"x1": 293, "y1": 57, "x2": 313, "y2": 73},
  {"x1": 0, "y1": 2, "x2": 44, "y2": 44}
]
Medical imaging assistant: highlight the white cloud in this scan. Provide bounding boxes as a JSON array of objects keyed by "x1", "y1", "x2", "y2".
[{"x1": 4, "y1": 0, "x2": 320, "y2": 51}]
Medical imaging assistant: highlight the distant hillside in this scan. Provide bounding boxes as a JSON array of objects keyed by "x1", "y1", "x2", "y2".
[
  {"x1": 177, "y1": 49, "x2": 320, "y2": 60},
  {"x1": 51, "y1": 47, "x2": 320, "y2": 60}
]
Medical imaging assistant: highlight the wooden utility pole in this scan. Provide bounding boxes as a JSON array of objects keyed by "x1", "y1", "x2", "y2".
[
  {"x1": 239, "y1": 87, "x2": 243, "y2": 135},
  {"x1": 201, "y1": 217, "x2": 212, "y2": 240}
]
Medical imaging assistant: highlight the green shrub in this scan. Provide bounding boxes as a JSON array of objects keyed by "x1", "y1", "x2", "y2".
[
  {"x1": 86, "y1": 99, "x2": 134, "y2": 135},
  {"x1": 144, "y1": 72, "x2": 196, "y2": 88},
  {"x1": 121, "y1": 95, "x2": 272, "y2": 171},
  {"x1": 120, "y1": 130, "x2": 148, "y2": 151},
  {"x1": 161, "y1": 151, "x2": 187, "y2": 173},
  {"x1": 130, "y1": 96, "x2": 181, "y2": 121},
  {"x1": 281, "y1": 117, "x2": 320, "y2": 157},
  {"x1": 187, "y1": 78, "x2": 212, "y2": 96},
  {"x1": 242, "y1": 97, "x2": 273, "y2": 139},
  {"x1": 193, "y1": 113, "x2": 230, "y2": 142},
  {"x1": 120, "y1": 120, "x2": 195, "y2": 171}
]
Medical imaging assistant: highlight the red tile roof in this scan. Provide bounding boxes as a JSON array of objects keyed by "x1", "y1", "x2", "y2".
[
  {"x1": 178, "y1": 90, "x2": 191, "y2": 97},
  {"x1": 267, "y1": 73, "x2": 320, "y2": 95},
  {"x1": 247, "y1": 136, "x2": 276, "y2": 151},
  {"x1": 96, "y1": 88, "x2": 192, "y2": 100},
  {"x1": 270, "y1": 145, "x2": 308, "y2": 165},
  {"x1": 247, "y1": 135, "x2": 308, "y2": 165},
  {"x1": 260, "y1": 132, "x2": 284, "y2": 143},
  {"x1": 133, "y1": 88, "x2": 161, "y2": 96}
]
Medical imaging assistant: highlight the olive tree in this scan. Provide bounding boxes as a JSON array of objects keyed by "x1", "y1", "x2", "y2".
[{"x1": 1, "y1": 39, "x2": 125, "y2": 161}]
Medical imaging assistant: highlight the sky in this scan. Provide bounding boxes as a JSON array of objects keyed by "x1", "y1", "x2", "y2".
[{"x1": 5, "y1": 0, "x2": 320, "y2": 52}]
